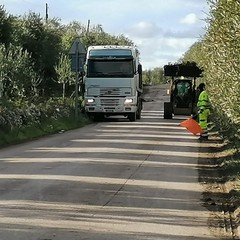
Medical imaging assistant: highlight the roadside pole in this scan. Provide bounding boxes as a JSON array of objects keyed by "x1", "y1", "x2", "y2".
[
  {"x1": 74, "y1": 41, "x2": 79, "y2": 120},
  {"x1": 69, "y1": 38, "x2": 86, "y2": 121}
]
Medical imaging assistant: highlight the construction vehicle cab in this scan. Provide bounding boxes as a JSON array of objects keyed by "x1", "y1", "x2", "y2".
[{"x1": 163, "y1": 62, "x2": 203, "y2": 119}]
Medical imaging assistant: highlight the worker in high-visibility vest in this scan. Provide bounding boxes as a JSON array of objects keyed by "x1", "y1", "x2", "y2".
[{"x1": 197, "y1": 83, "x2": 210, "y2": 140}]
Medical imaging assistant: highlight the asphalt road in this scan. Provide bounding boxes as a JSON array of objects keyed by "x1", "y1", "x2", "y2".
[{"x1": 0, "y1": 85, "x2": 230, "y2": 240}]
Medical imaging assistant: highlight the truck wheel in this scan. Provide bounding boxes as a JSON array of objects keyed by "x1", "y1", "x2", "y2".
[
  {"x1": 136, "y1": 110, "x2": 141, "y2": 120},
  {"x1": 128, "y1": 112, "x2": 136, "y2": 122},
  {"x1": 136, "y1": 106, "x2": 141, "y2": 120},
  {"x1": 164, "y1": 102, "x2": 173, "y2": 119},
  {"x1": 93, "y1": 113, "x2": 104, "y2": 122},
  {"x1": 136, "y1": 99, "x2": 142, "y2": 119}
]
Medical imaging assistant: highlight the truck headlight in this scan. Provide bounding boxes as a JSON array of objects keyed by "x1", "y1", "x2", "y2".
[
  {"x1": 124, "y1": 98, "x2": 133, "y2": 104},
  {"x1": 87, "y1": 99, "x2": 95, "y2": 103}
]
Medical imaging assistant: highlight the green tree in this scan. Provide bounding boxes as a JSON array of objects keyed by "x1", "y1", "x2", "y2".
[
  {"x1": 31, "y1": 71, "x2": 42, "y2": 98},
  {"x1": 0, "y1": 44, "x2": 36, "y2": 101},
  {"x1": 151, "y1": 67, "x2": 165, "y2": 85},
  {"x1": 55, "y1": 54, "x2": 74, "y2": 99},
  {"x1": 0, "y1": 5, "x2": 13, "y2": 47},
  {"x1": 181, "y1": 0, "x2": 240, "y2": 146},
  {"x1": 63, "y1": 21, "x2": 134, "y2": 49},
  {"x1": 143, "y1": 70, "x2": 152, "y2": 85},
  {"x1": 0, "y1": 6, "x2": 137, "y2": 103},
  {"x1": 13, "y1": 13, "x2": 62, "y2": 96},
  {"x1": 202, "y1": 0, "x2": 240, "y2": 144},
  {"x1": 142, "y1": 68, "x2": 165, "y2": 85},
  {"x1": 181, "y1": 41, "x2": 204, "y2": 67}
]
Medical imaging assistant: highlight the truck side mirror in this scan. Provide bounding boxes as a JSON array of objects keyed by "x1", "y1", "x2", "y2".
[
  {"x1": 138, "y1": 64, "x2": 143, "y2": 89},
  {"x1": 138, "y1": 64, "x2": 142, "y2": 74}
]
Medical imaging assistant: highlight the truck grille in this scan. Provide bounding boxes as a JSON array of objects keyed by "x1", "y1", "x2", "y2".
[
  {"x1": 100, "y1": 88, "x2": 121, "y2": 96},
  {"x1": 87, "y1": 87, "x2": 131, "y2": 96},
  {"x1": 100, "y1": 98, "x2": 120, "y2": 106}
]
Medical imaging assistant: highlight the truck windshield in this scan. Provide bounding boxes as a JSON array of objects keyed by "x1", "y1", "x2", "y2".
[{"x1": 87, "y1": 59, "x2": 134, "y2": 78}]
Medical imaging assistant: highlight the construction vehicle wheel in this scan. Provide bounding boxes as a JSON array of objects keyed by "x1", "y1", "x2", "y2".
[{"x1": 164, "y1": 102, "x2": 173, "y2": 119}]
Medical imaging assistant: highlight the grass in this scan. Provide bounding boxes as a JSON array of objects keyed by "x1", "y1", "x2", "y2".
[
  {"x1": 0, "y1": 113, "x2": 91, "y2": 148},
  {"x1": 214, "y1": 142, "x2": 240, "y2": 216}
]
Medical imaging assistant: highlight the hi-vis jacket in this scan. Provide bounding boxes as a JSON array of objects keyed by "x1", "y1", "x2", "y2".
[{"x1": 197, "y1": 90, "x2": 210, "y2": 110}]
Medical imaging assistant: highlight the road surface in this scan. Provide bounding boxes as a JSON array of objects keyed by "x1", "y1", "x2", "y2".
[{"x1": 0, "y1": 85, "x2": 230, "y2": 239}]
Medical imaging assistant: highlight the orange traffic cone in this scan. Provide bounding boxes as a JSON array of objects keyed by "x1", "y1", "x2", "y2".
[{"x1": 180, "y1": 118, "x2": 203, "y2": 135}]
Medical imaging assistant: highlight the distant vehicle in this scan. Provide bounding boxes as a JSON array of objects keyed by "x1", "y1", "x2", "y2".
[
  {"x1": 83, "y1": 45, "x2": 143, "y2": 121},
  {"x1": 163, "y1": 62, "x2": 203, "y2": 119}
]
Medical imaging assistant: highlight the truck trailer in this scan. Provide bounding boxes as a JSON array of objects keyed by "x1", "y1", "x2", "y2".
[{"x1": 83, "y1": 45, "x2": 143, "y2": 121}]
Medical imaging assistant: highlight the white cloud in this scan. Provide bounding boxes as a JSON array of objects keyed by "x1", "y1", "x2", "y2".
[
  {"x1": 165, "y1": 38, "x2": 195, "y2": 50},
  {"x1": 180, "y1": 13, "x2": 198, "y2": 25},
  {"x1": 164, "y1": 27, "x2": 205, "y2": 39},
  {"x1": 1, "y1": 0, "x2": 209, "y2": 69},
  {"x1": 129, "y1": 35, "x2": 197, "y2": 70},
  {"x1": 127, "y1": 21, "x2": 162, "y2": 38}
]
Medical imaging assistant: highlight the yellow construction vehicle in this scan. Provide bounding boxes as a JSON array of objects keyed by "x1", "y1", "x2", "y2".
[{"x1": 163, "y1": 62, "x2": 203, "y2": 119}]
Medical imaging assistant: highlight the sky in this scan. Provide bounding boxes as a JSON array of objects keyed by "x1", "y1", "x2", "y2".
[{"x1": 1, "y1": 0, "x2": 210, "y2": 70}]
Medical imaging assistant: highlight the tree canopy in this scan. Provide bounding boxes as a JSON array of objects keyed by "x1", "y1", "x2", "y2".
[
  {"x1": 0, "y1": 5, "x2": 134, "y2": 103},
  {"x1": 181, "y1": 0, "x2": 240, "y2": 147}
]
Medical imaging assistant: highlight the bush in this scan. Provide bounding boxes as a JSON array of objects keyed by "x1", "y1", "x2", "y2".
[{"x1": 0, "y1": 97, "x2": 90, "y2": 147}]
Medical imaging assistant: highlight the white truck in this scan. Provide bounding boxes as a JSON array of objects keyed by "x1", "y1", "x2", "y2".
[{"x1": 83, "y1": 45, "x2": 143, "y2": 121}]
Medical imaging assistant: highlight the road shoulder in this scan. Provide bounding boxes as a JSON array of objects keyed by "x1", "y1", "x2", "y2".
[{"x1": 198, "y1": 134, "x2": 239, "y2": 239}]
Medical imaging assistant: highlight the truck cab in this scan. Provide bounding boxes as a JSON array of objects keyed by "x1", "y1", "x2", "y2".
[{"x1": 83, "y1": 45, "x2": 143, "y2": 121}]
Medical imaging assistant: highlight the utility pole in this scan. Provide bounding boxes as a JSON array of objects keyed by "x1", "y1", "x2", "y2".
[
  {"x1": 86, "y1": 19, "x2": 90, "y2": 35},
  {"x1": 45, "y1": 3, "x2": 49, "y2": 22}
]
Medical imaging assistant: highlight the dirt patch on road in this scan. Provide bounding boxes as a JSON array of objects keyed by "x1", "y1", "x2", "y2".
[{"x1": 198, "y1": 135, "x2": 240, "y2": 239}]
